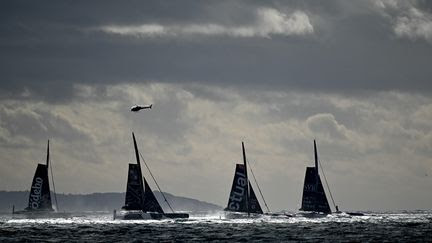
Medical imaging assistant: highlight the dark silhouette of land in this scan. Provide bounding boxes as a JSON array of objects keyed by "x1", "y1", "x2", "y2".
[{"x1": 0, "y1": 191, "x2": 222, "y2": 213}]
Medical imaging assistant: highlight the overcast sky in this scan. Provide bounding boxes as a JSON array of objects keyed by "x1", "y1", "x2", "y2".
[{"x1": 1, "y1": 0, "x2": 432, "y2": 211}]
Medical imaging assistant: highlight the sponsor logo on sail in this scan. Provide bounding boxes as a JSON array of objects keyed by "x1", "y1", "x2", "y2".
[
  {"x1": 228, "y1": 171, "x2": 247, "y2": 210},
  {"x1": 304, "y1": 184, "x2": 317, "y2": 192},
  {"x1": 29, "y1": 177, "x2": 43, "y2": 209}
]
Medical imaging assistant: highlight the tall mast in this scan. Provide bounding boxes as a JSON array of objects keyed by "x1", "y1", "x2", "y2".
[
  {"x1": 314, "y1": 140, "x2": 318, "y2": 174},
  {"x1": 47, "y1": 139, "x2": 59, "y2": 210},
  {"x1": 46, "y1": 140, "x2": 50, "y2": 168},
  {"x1": 242, "y1": 142, "x2": 250, "y2": 217},
  {"x1": 314, "y1": 140, "x2": 320, "y2": 212},
  {"x1": 132, "y1": 132, "x2": 146, "y2": 209}
]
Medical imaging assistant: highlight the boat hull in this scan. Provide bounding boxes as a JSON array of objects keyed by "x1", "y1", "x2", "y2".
[
  {"x1": 114, "y1": 210, "x2": 189, "y2": 220},
  {"x1": 224, "y1": 211, "x2": 263, "y2": 219},
  {"x1": 296, "y1": 211, "x2": 329, "y2": 218},
  {"x1": 332, "y1": 211, "x2": 366, "y2": 217},
  {"x1": 265, "y1": 212, "x2": 294, "y2": 218},
  {"x1": 346, "y1": 212, "x2": 365, "y2": 216},
  {"x1": 12, "y1": 210, "x2": 72, "y2": 219},
  {"x1": 224, "y1": 211, "x2": 293, "y2": 219}
]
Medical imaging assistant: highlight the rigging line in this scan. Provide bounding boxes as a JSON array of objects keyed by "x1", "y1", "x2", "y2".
[
  {"x1": 247, "y1": 159, "x2": 271, "y2": 213},
  {"x1": 138, "y1": 151, "x2": 175, "y2": 213},
  {"x1": 318, "y1": 158, "x2": 337, "y2": 210},
  {"x1": 49, "y1": 153, "x2": 59, "y2": 211}
]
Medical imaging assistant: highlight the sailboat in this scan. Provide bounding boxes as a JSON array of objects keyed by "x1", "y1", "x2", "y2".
[
  {"x1": 114, "y1": 133, "x2": 189, "y2": 220},
  {"x1": 298, "y1": 140, "x2": 365, "y2": 217},
  {"x1": 299, "y1": 140, "x2": 332, "y2": 216},
  {"x1": 299, "y1": 140, "x2": 366, "y2": 217},
  {"x1": 12, "y1": 140, "x2": 71, "y2": 219},
  {"x1": 224, "y1": 142, "x2": 264, "y2": 218}
]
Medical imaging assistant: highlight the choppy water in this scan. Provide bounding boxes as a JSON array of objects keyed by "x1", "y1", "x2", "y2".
[{"x1": 0, "y1": 211, "x2": 431, "y2": 242}]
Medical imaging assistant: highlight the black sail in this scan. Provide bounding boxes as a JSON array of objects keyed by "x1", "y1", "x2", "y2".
[
  {"x1": 122, "y1": 164, "x2": 144, "y2": 210},
  {"x1": 26, "y1": 164, "x2": 53, "y2": 211},
  {"x1": 143, "y1": 178, "x2": 164, "y2": 213},
  {"x1": 123, "y1": 133, "x2": 165, "y2": 213},
  {"x1": 225, "y1": 164, "x2": 263, "y2": 214},
  {"x1": 300, "y1": 167, "x2": 331, "y2": 213},
  {"x1": 248, "y1": 182, "x2": 263, "y2": 214}
]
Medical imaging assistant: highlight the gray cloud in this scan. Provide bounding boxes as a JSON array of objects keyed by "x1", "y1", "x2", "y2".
[
  {"x1": 394, "y1": 8, "x2": 432, "y2": 42},
  {"x1": 1, "y1": 0, "x2": 432, "y2": 101},
  {"x1": 374, "y1": 0, "x2": 432, "y2": 43},
  {"x1": 100, "y1": 8, "x2": 314, "y2": 38}
]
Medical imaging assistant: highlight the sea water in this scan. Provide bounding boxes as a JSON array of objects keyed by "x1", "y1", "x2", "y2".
[{"x1": 0, "y1": 211, "x2": 431, "y2": 242}]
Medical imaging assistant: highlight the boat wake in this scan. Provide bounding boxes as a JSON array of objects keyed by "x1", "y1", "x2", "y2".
[
  {"x1": 3, "y1": 211, "x2": 431, "y2": 225},
  {"x1": 1, "y1": 211, "x2": 430, "y2": 241}
]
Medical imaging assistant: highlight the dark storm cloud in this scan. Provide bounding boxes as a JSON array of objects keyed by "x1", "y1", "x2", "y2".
[{"x1": 1, "y1": 0, "x2": 432, "y2": 102}]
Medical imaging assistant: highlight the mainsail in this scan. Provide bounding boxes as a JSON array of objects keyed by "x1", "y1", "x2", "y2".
[
  {"x1": 26, "y1": 141, "x2": 53, "y2": 211},
  {"x1": 225, "y1": 164, "x2": 263, "y2": 214},
  {"x1": 122, "y1": 133, "x2": 164, "y2": 213},
  {"x1": 123, "y1": 164, "x2": 144, "y2": 210},
  {"x1": 300, "y1": 140, "x2": 331, "y2": 214}
]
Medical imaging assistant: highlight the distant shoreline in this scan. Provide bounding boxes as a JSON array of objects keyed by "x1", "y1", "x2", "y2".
[{"x1": 0, "y1": 191, "x2": 222, "y2": 213}]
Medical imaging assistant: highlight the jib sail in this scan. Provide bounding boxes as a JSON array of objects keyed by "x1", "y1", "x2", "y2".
[
  {"x1": 248, "y1": 182, "x2": 263, "y2": 214},
  {"x1": 143, "y1": 178, "x2": 164, "y2": 213}
]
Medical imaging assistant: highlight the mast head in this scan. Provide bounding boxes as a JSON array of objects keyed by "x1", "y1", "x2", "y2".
[
  {"x1": 241, "y1": 142, "x2": 247, "y2": 167},
  {"x1": 132, "y1": 132, "x2": 142, "y2": 168}
]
